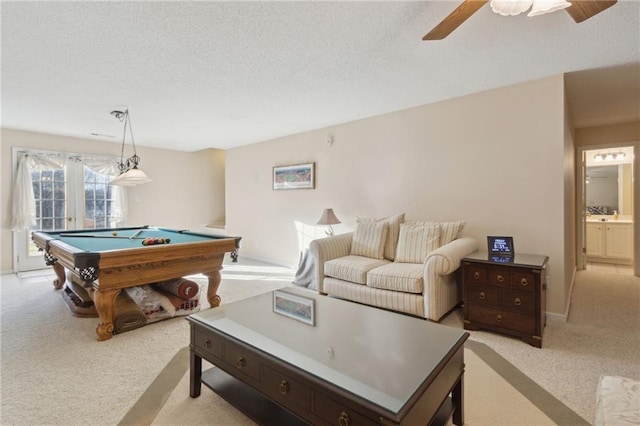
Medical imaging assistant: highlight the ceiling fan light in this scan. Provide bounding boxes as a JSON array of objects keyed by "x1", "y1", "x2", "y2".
[
  {"x1": 490, "y1": 0, "x2": 533, "y2": 16},
  {"x1": 528, "y1": 0, "x2": 572, "y2": 17}
]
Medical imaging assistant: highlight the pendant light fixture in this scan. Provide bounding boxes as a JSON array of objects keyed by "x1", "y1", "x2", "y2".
[{"x1": 109, "y1": 109, "x2": 151, "y2": 186}]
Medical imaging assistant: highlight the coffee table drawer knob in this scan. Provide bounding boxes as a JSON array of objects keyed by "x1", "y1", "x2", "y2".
[
  {"x1": 237, "y1": 357, "x2": 246, "y2": 368},
  {"x1": 496, "y1": 314, "x2": 503, "y2": 323},
  {"x1": 520, "y1": 278, "x2": 528, "y2": 287},
  {"x1": 478, "y1": 291, "x2": 486, "y2": 300},
  {"x1": 338, "y1": 411, "x2": 350, "y2": 426},
  {"x1": 279, "y1": 380, "x2": 290, "y2": 394},
  {"x1": 205, "y1": 339, "x2": 212, "y2": 348}
]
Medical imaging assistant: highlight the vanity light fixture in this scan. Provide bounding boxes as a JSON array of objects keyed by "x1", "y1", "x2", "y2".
[
  {"x1": 594, "y1": 153, "x2": 605, "y2": 162},
  {"x1": 615, "y1": 152, "x2": 626, "y2": 161}
]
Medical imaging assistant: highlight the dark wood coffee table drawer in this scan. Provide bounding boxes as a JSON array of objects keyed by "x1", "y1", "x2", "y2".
[
  {"x1": 194, "y1": 329, "x2": 223, "y2": 359},
  {"x1": 223, "y1": 340, "x2": 261, "y2": 381},
  {"x1": 262, "y1": 364, "x2": 312, "y2": 412},
  {"x1": 314, "y1": 391, "x2": 377, "y2": 426}
]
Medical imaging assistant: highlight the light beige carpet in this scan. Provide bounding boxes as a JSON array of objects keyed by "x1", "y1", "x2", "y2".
[
  {"x1": 2, "y1": 258, "x2": 637, "y2": 426},
  {"x1": 121, "y1": 342, "x2": 581, "y2": 426}
]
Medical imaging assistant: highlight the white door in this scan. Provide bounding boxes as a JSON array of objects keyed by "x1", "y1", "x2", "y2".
[{"x1": 13, "y1": 152, "x2": 120, "y2": 272}]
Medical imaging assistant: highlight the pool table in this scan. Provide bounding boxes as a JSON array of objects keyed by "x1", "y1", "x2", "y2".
[{"x1": 32, "y1": 226, "x2": 241, "y2": 341}]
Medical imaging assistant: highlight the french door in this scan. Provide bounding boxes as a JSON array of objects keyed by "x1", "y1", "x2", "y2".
[{"x1": 13, "y1": 151, "x2": 121, "y2": 272}]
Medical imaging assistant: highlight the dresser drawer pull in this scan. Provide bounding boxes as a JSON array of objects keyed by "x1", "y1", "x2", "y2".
[
  {"x1": 514, "y1": 298, "x2": 522, "y2": 306},
  {"x1": 497, "y1": 274, "x2": 504, "y2": 283},
  {"x1": 478, "y1": 292, "x2": 486, "y2": 300},
  {"x1": 473, "y1": 272, "x2": 480, "y2": 280},
  {"x1": 237, "y1": 357, "x2": 246, "y2": 368},
  {"x1": 496, "y1": 314, "x2": 503, "y2": 323},
  {"x1": 338, "y1": 412, "x2": 351, "y2": 426},
  {"x1": 205, "y1": 339, "x2": 212, "y2": 349},
  {"x1": 520, "y1": 278, "x2": 528, "y2": 287},
  {"x1": 279, "y1": 380, "x2": 290, "y2": 394}
]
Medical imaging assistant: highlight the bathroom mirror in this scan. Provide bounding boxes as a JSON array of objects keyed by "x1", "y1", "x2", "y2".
[{"x1": 586, "y1": 164, "x2": 633, "y2": 215}]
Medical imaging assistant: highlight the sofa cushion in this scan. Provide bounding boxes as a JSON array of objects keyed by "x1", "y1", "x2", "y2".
[
  {"x1": 395, "y1": 223, "x2": 441, "y2": 264},
  {"x1": 357, "y1": 213, "x2": 405, "y2": 261},
  {"x1": 367, "y1": 262, "x2": 423, "y2": 294},
  {"x1": 350, "y1": 219, "x2": 388, "y2": 260},
  {"x1": 325, "y1": 255, "x2": 390, "y2": 285},
  {"x1": 323, "y1": 278, "x2": 425, "y2": 318},
  {"x1": 405, "y1": 220, "x2": 465, "y2": 246}
]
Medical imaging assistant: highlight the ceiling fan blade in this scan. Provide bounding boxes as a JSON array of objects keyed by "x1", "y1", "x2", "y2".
[
  {"x1": 565, "y1": 0, "x2": 617, "y2": 23},
  {"x1": 422, "y1": 0, "x2": 489, "y2": 41}
]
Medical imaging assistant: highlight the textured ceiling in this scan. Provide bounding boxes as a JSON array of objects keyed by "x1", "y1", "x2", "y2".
[{"x1": 1, "y1": 1, "x2": 639, "y2": 152}]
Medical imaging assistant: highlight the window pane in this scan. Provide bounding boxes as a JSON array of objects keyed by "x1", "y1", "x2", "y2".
[
  {"x1": 32, "y1": 181, "x2": 41, "y2": 199},
  {"x1": 95, "y1": 184, "x2": 106, "y2": 200},
  {"x1": 41, "y1": 182, "x2": 53, "y2": 199},
  {"x1": 85, "y1": 184, "x2": 95, "y2": 201},
  {"x1": 41, "y1": 170, "x2": 53, "y2": 181},
  {"x1": 42, "y1": 219, "x2": 53, "y2": 231},
  {"x1": 54, "y1": 182, "x2": 65, "y2": 200},
  {"x1": 106, "y1": 200, "x2": 113, "y2": 216},
  {"x1": 42, "y1": 200, "x2": 53, "y2": 218},
  {"x1": 85, "y1": 200, "x2": 95, "y2": 218},
  {"x1": 35, "y1": 200, "x2": 41, "y2": 216},
  {"x1": 54, "y1": 200, "x2": 66, "y2": 217},
  {"x1": 54, "y1": 169, "x2": 65, "y2": 182},
  {"x1": 95, "y1": 200, "x2": 105, "y2": 216},
  {"x1": 54, "y1": 218, "x2": 66, "y2": 230}
]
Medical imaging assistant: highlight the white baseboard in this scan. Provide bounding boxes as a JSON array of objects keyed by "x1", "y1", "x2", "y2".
[{"x1": 546, "y1": 265, "x2": 577, "y2": 324}]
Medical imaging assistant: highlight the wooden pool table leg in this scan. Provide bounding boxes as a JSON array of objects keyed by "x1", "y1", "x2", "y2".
[
  {"x1": 94, "y1": 288, "x2": 121, "y2": 341},
  {"x1": 203, "y1": 267, "x2": 223, "y2": 308},
  {"x1": 51, "y1": 261, "x2": 66, "y2": 290}
]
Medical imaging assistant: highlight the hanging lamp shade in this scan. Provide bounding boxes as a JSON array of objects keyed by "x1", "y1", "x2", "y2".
[
  {"x1": 528, "y1": 0, "x2": 572, "y2": 16},
  {"x1": 108, "y1": 109, "x2": 151, "y2": 186},
  {"x1": 490, "y1": 0, "x2": 533, "y2": 16}
]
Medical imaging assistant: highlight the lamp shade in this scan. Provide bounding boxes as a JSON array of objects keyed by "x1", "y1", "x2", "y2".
[
  {"x1": 528, "y1": 0, "x2": 571, "y2": 16},
  {"x1": 317, "y1": 208, "x2": 341, "y2": 226},
  {"x1": 490, "y1": 0, "x2": 533, "y2": 16}
]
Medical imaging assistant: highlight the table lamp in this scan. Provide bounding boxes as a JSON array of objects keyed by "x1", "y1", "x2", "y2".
[{"x1": 317, "y1": 208, "x2": 341, "y2": 236}]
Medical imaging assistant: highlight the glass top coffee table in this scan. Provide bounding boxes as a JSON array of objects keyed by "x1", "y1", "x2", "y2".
[{"x1": 188, "y1": 287, "x2": 469, "y2": 425}]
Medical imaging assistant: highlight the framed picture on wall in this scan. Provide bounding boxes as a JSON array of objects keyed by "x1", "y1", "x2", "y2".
[{"x1": 273, "y1": 162, "x2": 315, "y2": 190}]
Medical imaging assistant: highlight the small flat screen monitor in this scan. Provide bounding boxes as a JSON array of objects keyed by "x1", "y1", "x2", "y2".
[{"x1": 487, "y1": 236, "x2": 514, "y2": 257}]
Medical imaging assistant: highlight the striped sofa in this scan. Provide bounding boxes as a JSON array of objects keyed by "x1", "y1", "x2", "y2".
[{"x1": 308, "y1": 215, "x2": 478, "y2": 321}]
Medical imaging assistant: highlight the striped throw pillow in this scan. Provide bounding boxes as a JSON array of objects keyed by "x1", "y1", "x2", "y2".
[
  {"x1": 395, "y1": 224, "x2": 441, "y2": 264},
  {"x1": 357, "y1": 213, "x2": 405, "y2": 261},
  {"x1": 404, "y1": 220, "x2": 465, "y2": 246},
  {"x1": 350, "y1": 220, "x2": 388, "y2": 260}
]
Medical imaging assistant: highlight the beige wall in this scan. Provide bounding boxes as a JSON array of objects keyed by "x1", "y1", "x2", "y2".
[
  {"x1": 0, "y1": 129, "x2": 225, "y2": 271},
  {"x1": 226, "y1": 75, "x2": 572, "y2": 315},
  {"x1": 563, "y1": 90, "x2": 577, "y2": 315}
]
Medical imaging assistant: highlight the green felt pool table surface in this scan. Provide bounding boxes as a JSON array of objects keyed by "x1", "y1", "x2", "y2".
[{"x1": 55, "y1": 227, "x2": 217, "y2": 252}]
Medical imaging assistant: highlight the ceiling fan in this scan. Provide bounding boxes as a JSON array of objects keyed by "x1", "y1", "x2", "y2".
[{"x1": 422, "y1": 0, "x2": 617, "y2": 40}]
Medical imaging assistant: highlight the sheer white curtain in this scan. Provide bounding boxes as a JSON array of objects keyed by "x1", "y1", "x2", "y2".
[
  {"x1": 82, "y1": 156, "x2": 128, "y2": 225},
  {"x1": 11, "y1": 151, "x2": 128, "y2": 230},
  {"x1": 11, "y1": 153, "x2": 67, "y2": 230}
]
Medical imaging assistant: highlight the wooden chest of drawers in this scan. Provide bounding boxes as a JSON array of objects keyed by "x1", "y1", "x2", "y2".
[{"x1": 462, "y1": 252, "x2": 549, "y2": 348}]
